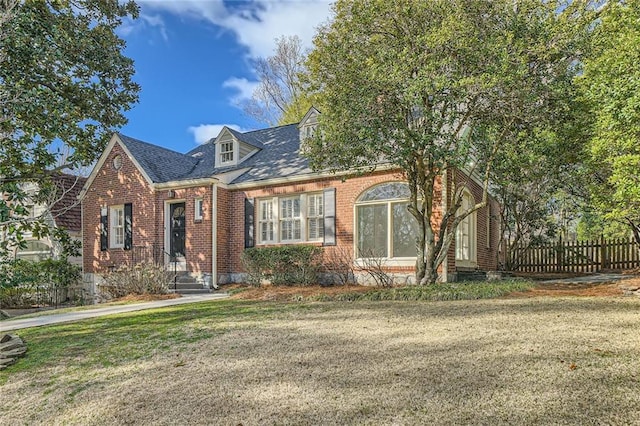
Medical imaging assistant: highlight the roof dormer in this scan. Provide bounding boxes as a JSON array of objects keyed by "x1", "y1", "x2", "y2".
[
  {"x1": 214, "y1": 126, "x2": 261, "y2": 169},
  {"x1": 298, "y1": 107, "x2": 320, "y2": 142}
]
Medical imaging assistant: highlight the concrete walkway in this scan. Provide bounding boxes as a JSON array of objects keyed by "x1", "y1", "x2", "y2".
[
  {"x1": 539, "y1": 273, "x2": 634, "y2": 285},
  {"x1": 0, "y1": 293, "x2": 229, "y2": 332}
]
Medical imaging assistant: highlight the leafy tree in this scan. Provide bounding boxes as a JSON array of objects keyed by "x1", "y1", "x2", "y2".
[
  {"x1": 242, "y1": 35, "x2": 313, "y2": 126},
  {"x1": 0, "y1": 0, "x2": 139, "y2": 258},
  {"x1": 577, "y1": 0, "x2": 640, "y2": 249},
  {"x1": 306, "y1": 0, "x2": 591, "y2": 284}
]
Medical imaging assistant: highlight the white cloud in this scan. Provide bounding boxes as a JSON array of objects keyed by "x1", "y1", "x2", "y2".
[
  {"x1": 187, "y1": 124, "x2": 247, "y2": 145},
  {"x1": 141, "y1": 13, "x2": 169, "y2": 41},
  {"x1": 117, "y1": 12, "x2": 169, "y2": 42},
  {"x1": 137, "y1": 1, "x2": 333, "y2": 109},
  {"x1": 139, "y1": 0, "x2": 332, "y2": 58},
  {"x1": 222, "y1": 77, "x2": 259, "y2": 104}
]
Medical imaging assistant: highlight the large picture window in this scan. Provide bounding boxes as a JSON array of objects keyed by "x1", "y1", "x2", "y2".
[{"x1": 356, "y1": 182, "x2": 418, "y2": 259}]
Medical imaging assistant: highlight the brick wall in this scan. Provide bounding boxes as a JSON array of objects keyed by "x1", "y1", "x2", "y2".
[
  {"x1": 221, "y1": 170, "x2": 446, "y2": 277},
  {"x1": 445, "y1": 169, "x2": 501, "y2": 274},
  {"x1": 83, "y1": 142, "x2": 214, "y2": 275},
  {"x1": 82, "y1": 143, "x2": 157, "y2": 273}
]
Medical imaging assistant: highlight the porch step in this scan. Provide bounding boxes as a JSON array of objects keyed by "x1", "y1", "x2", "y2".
[
  {"x1": 172, "y1": 288, "x2": 214, "y2": 295},
  {"x1": 167, "y1": 272, "x2": 220, "y2": 294}
]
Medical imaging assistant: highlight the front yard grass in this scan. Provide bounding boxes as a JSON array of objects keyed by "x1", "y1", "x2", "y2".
[{"x1": 1, "y1": 295, "x2": 639, "y2": 424}]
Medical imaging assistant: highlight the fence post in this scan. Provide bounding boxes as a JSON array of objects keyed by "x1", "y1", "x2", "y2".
[
  {"x1": 556, "y1": 235, "x2": 563, "y2": 273},
  {"x1": 600, "y1": 235, "x2": 606, "y2": 271}
]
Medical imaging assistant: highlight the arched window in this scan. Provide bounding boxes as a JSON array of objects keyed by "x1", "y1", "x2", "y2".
[
  {"x1": 455, "y1": 190, "x2": 477, "y2": 264},
  {"x1": 355, "y1": 182, "x2": 418, "y2": 259}
]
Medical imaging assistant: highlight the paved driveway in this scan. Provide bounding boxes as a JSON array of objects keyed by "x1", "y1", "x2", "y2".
[{"x1": 0, "y1": 293, "x2": 229, "y2": 332}]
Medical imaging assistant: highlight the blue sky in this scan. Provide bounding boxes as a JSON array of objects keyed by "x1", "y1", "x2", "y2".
[{"x1": 117, "y1": 1, "x2": 333, "y2": 153}]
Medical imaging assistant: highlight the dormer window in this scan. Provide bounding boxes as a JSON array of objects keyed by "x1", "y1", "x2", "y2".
[
  {"x1": 298, "y1": 106, "x2": 320, "y2": 144},
  {"x1": 302, "y1": 125, "x2": 316, "y2": 140},
  {"x1": 220, "y1": 141, "x2": 234, "y2": 164}
]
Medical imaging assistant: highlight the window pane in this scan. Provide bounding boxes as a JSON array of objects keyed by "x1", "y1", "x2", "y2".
[
  {"x1": 357, "y1": 204, "x2": 387, "y2": 257},
  {"x1": 358, "y1": 182, "x2": 411, "y2": 202},
  {"x1": 393, "y1": 203, "x2": 418, "y2": 257}
]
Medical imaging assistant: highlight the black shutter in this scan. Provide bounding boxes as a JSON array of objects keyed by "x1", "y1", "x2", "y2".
[
  {"x1": 244, "y1": 198, "x2": 255, "y2": 248},
  {"x1": 100, "y1": 210, "x2": 108, "y2": 251},
  {"x1": 323, "y1": 188, "x2": 336, "y2": 246},
  {"x1": 124, "y1": 203, "x2": 133, "y2": 250}
]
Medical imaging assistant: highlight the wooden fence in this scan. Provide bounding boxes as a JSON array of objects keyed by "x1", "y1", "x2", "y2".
[{"x1": 508, "y1": 237, "x2": 640, "y2": 273}]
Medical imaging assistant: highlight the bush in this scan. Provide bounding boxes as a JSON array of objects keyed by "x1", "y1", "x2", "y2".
[
  {"x1": 99, "y1": 263, "x2": 171, "y2": 299},
  {"x1": 0, "y1": 258, "x2": 82, "y2": 308},
  {"x1": 242, "y1": 245, "x2": 322, "y2": 286}
]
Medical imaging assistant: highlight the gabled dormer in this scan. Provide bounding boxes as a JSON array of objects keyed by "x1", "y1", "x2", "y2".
[
  {"x1": 298, "y1": 107, "x2": 320, "y2": 142},
  {"x1": 214, "y1": 126, "x2": 262, "y2": 169}
]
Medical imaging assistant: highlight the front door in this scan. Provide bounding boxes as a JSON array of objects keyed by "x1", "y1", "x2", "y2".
[{"x1": 170, "y1": 202, "x2": 186, "y2": 259}]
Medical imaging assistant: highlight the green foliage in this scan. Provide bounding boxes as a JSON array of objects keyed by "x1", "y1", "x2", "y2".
[
  {"x1": 576, "y1": 211, "x2": 630, "y2": 241},
  {"x1": 309, "y1": 280, "x2": 534, "y2": 302},
  {"x1": 305, "y1": 0, "x2": 591, "y2": 284},
  {"x1": 0, "y1": 258, "x2": 82, "y2": 308},
  {"x1": 0, "y1": 0, "x2": 139, "y2": 258},
  {"x1": 99, "y1": 263, "x2": 171, "y2": 299},
  {"x1": 242, "y1": 245, "x2": 323, "y2": 286},
  {"x1": 577, "y1": 0, "x2": 640, "y2": 242}
]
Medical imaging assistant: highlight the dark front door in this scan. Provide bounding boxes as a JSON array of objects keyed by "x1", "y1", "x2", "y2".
[{"x1": 170, "y1": 202, "x2": 186, "y2": 259}]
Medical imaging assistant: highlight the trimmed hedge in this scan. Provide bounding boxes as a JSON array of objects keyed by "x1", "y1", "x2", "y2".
[{"x1": 242, "y1": 245, "x2": 322, "y2": 286}]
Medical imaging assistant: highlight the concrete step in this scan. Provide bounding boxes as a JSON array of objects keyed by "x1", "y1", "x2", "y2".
[
  {"x1": 170, "y1": 282, "x2": 204, "y2": 290},
  {"x1": 171, "y1": 288, "x2": 213, "y2": 295}
]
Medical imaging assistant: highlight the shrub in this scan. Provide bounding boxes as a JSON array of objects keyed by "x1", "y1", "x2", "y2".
[
  {"x1": 242, "y1": 245, "x2": 322, "y2": 286},
  {"x1": 99, "y1": 263, "x2": 171, "y2": 299},
  {"x1": 0, "y1": 258, "x2": 82, "y2": 308}
]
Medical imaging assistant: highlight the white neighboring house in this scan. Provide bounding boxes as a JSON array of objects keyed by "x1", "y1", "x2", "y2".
[{"x1": 11, "y1": 174, "x2": 86, "y2": 265}]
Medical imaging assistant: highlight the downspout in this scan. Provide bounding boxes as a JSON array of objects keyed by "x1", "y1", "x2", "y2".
[
  {"x1": 211, "y1": 183, "x2": 218, "y2": 289},
  {"x1": 440, "y1": 169, "x2": 448, "y2": 282}
]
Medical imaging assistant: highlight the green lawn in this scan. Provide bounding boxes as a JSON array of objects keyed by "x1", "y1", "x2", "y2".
[{"x1": 1, "y1": 295, "x2": 639, "y2": 425}]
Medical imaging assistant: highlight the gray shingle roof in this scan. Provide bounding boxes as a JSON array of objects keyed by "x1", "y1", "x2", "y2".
[
  {"x1": 117, "y1": 133, "x2": 199, "y2": 183},
  {"x1": 117, "y1": 122, "x2": 312, "y2": 185}
]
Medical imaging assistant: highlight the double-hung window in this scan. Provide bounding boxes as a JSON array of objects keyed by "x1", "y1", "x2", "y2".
[
  {"x1": 257, "y1": 192, "x2": 325, "y2": 244},
  {"x1": 110, "y1": 205, "x2": 125, "y2": 248},
  {"x1": 280, "y1": 197, "x2": 301, "y2": 242},
  {"x1": 259, "y1": 199, "x2": 275, "y2": 243},
  {"x1": 307, "y1": 193, "x2": 324, "y2": 240}
]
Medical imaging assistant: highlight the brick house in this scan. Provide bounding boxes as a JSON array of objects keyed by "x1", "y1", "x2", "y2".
[
  {"x1": 80, "y1": 108, "x2": 501, "y2": 291},
  {"x1": 10, "y1": 174, "x2": 86, "y2": 265}
]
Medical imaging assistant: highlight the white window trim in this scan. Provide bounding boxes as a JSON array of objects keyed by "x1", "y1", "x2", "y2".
[
  {"x1": 109, "y1": 205, "x2": 125, "y2": 249},
  {"x1": 353, "y1": 197, "x2": 418, "y2": 266},
  {"x1": 257, "y1": 192, "x2": 324, "y2": 245},
  {"x1": 195, "y1": 198, "x2": 203, "y2": 221}
]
